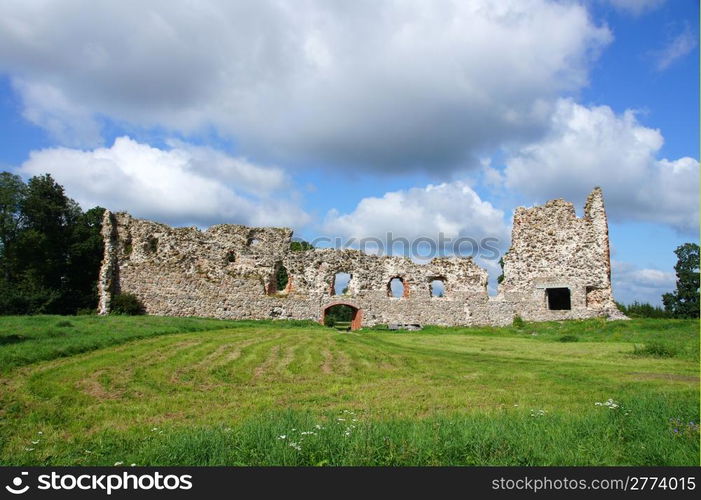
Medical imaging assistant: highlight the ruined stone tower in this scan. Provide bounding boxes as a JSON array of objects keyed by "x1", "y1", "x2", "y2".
[
  {"x1": 496, "y1": 187, "x2": 623, "y2": 322},
  {"x1": 98, "y1": 187, "x2": 624, "y2": 327}
]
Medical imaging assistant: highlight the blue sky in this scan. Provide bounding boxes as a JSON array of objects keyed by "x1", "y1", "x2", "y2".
[{"x1": 0, "y1": 0, "x2": 698, "y2": 305}]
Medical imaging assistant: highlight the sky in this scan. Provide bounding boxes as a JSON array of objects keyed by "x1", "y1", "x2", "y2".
[{"x1": 0, "y1": 0, "x2": 698, "y2": 305}]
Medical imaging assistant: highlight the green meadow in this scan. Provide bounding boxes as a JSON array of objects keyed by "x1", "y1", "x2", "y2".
[{"x1": 0, "y1": 315, "x2": 698, "y2": 466}]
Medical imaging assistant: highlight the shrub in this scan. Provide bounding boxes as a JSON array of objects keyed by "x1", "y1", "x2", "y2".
[
  {"x1": 110, "y1": 293, "x2": 145, "y2": 315},
  {"x1": 0, "y1": 334, "x2": 27, "y2": 345},
  {"x1": 633, "y1": 341, "x2": 678, "y2": 358},
  {"x1": 512, "y1": 315, "x2": 525, "y2": 328}
]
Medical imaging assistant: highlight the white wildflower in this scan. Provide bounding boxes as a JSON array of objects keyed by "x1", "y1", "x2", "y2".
[{"x1": 595, "y1": 399, "x2": 621, "y2": 410}]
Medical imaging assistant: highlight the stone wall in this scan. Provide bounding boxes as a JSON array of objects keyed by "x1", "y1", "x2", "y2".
[
  {"x1": 497, "y1": 187, "x2": 624, "y2": 322},
  {"x1": 98, "y1": 187, "x2": 626, "y2": 327}
]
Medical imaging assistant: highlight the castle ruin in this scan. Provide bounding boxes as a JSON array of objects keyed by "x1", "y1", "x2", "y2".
[{"x1": 97, "y1": 187, "x2": 625, "y2": 328}]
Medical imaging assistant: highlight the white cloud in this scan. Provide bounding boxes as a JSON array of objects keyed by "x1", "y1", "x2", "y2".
[
  {"x1": 0, "y1": 0, "x2": 611, "y2": 171},
  {"x1": 17, "y1": 137, "x2": 309, "y2": 228},
  {"x1": 612, "y1": 260, "x2": 675, "y2": 305},
  {"x1": 322, "y1": 181, "x2": 508, "y2": 295},
  {"x1": 504, "y1": 99, "x2": 699, "y2": 233},
  {"x1": 161, "y1": 139, "x2": 287, "y2": 194},
  {"x1": 604, "y1": 0, "x2": 666, "y2": 16},
  {"x1": 323, "y1": 181, "x2": 508, "y2": 253},
  {"x1": 652, "y1": 27, "x2": 697, "y2": 71},
  {"x1": 14, "y1": 79, "x2": 102, "y2": 148}
]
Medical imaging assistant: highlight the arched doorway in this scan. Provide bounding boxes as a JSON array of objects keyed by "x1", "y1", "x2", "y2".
[
  {"x1": 321, "y1": 302, "x2": 362, "y2": 331},
  {"x1": 387, "y1": 276, "x2": 408, "y2": 298}
]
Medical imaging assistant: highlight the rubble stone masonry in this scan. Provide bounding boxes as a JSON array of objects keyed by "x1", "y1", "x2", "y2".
[{"x1": 98, "y1": 187, "x2": 626, "y2": 328}]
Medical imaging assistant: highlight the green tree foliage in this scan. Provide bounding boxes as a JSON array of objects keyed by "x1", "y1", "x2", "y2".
[
  {"x1": 275, "y1": 264, "x2": 289, "y2": 292},
  {"x1": 64, "y1": 206, "x2": 108, "y2": 311},
  {"x1": 497, "y1": 256, "x2": 504, "y2": 284},
  {"x1": 0, "y1": 172, "x2": 105, "y2": 314},
  {"x1": 662, "y1": 243, "x2": 700, "y2": 319},
  {"x1": 290, "y1": 240, "x2": 314, "y2": 251},
  {"x1": 0, "y1": 172, "x2": 26, "y2": 281},
  {"x1": 616, "y1": 301, "x2": 670, "y2": 319}
]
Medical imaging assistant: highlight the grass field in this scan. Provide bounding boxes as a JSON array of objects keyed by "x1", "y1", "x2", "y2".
[{"x1": 0, "y1": 315, "x2": 698, "y2": 466}]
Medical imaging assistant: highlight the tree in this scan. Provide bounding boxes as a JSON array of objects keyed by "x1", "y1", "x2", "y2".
[
  {"x1": 0, "y1": 172, "x2": 26, "y2": 281},
  {"x1": 616, "y1": 300, "x2": 670, "y2": 319},
  {"x1": 0, "y1": 172, "x2": 106, "y2": 315},
  {"x1": 14, "y1": 174, "x2": 78, "y2": 310},
  {"x1": 662, "y1": 243, "x2": 699, "y2": 319},
  {"x1": 64, "y1": 206, "x2": 106, "y2": 311}
]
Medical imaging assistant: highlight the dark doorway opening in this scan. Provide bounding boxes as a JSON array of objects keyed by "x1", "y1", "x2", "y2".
[
  {"x1": 546, "y1": 287, "x2": 571, "y2": 310},
  {"x1": 322, "y1": 303, "x2": 362, "y2": 331}
]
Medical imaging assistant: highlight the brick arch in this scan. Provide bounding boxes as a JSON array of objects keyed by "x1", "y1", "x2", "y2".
[{"x1": 320, "y1": 301, "x2": 363, "y2": 330}]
